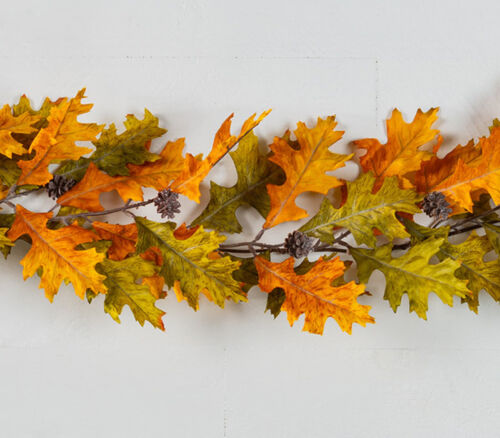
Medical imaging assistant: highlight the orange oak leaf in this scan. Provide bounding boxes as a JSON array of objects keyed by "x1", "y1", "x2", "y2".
[
  {"x1": 17, "y1": 89, "x2": 103, "y2": 186},
  {"x1": 0, "y1": 104, "x2": 40, "y2": 158},
  {"x1": 170, "y1": 110, "x2": 271, "y2": 202},
  {"x1": 57, "y1": 162, "x2": 144, "y2": 211},
  {"x1": 354, "y1": 108, "x2": 440, "y2": 189},
  {"x1": 92, "y1": 221, "x2": 138, "y2": 261},
  {"x1": 57, "y1": 139, "x2": 185, "y2": 211},
  {"x1": 7, "y1": 205, "x2": 107, "y2": 301},
  {"x1": 263, "y1": 116, "x2": 351, "y2": 228},
  {"x1": 433, "y1": 125, "x2": 500, "y2": 211},
  {"x1": 255, "y1": 255, "x2": 374, "y2": 335}
]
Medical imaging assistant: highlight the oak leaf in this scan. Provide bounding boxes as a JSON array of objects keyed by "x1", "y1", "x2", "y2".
[
  {"x1": 97, "y1": 255, "x2": 165, "y2": 329},
  {"x1": 403, "y1": 219, "x2": 500, "y2": 312},
  {"x1": 255, "y1": 255, "x2": 374, "y2": 335},
  {"x1": 0, "y1": 104, "x2": 40, "y2": 158},
  {"x1": 135, "y1": 217, "x2": 245, "y2": 309},
  {"x1": 170, "y1": 111, "x2": 271, "y2": 202},
  {"x1": 0, "y1": 227, "x2": 13, "y2": 258},
  {"x1": 7, "y1": 205, "x2": 107, "y2": 301},
  {"x1": 92, "y1": 221, "x2": 138, "y2": 261},
  {"x1": 192, "y1": 131, "x2": 283, "y2": 233},
  {"x1": 55, "y1": 109, "x2": 164, "y2": 181},
  {"x1": 354, "y1": 108, "x2": 439, "y2": 189},
  {"x1": 300, "y1": 172, "x2": 421, "y2": 246},
  {"x1": 57, "y1": 139, "x2": 185, "y2": 211},
  {"x1": 350, "y1": 237, "x2": 470, "y2": 319},
  {"x1": 432, "y1": 126, "x2": 500, "y2": 211},
  {"x1": 264, "y1": 116, "x2": 352, "y2": 228},
  {"x1": 17, "y1": 89, "x2": 103, "y2": 186}
]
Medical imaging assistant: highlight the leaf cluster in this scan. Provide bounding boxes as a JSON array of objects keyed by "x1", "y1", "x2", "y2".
[{"x1": 1, "y1": 91, "x2": 499, "y2": 335}]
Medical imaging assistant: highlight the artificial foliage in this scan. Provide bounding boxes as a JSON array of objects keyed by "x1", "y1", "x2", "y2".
[{"x1": 1, "y1": 90, "x2": 500, "y2": 335}]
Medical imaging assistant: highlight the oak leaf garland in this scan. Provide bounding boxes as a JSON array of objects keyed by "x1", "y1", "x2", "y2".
[{"x1": 0, "y1": 89, "x2": 499, "y2": 336}]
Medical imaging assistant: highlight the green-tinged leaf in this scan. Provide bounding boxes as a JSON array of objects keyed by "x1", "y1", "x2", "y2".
[
  {"x1": 484, "y1": 223, "x2": 500, "y2": 255},
  {"x1": 0, "y1": 156, "x2": 21, "y2": 187},
  {"x1": 135, "y1": 217, "x2": 245, "y2": 309},
  {"x1": 300, "y1": 173, "x2": 421, "y2": 246},
  {"x1": 351, "y1": 238, "x2": 470, "y2": 319},
  {"x1": 96, "y1": 255, "x2": 165, "y2": 330},
  {"x1": 191, "y1": 132, "x2": 283, "y2": 233},
  {"x1": 0, "y1": 214, "x2": 15, "y2": 228},
  {"x1": 229, "y1": 253, "x2": 266, "y2": 293},
  {"x1": 443, "y1": 232, "x2": 500, "y2": 312},
  {"x1": 0, "y1": 228, "x2": 13, "y2": 258},
  {"x1": 265, "y1": 287, "x2": 286, "y2": 318},
  {"x1": 56, "y1": 109, "x2": 164, "y2": 180},
  {"x1": 403, "y1": 219, "x2": 500, "y2": 312}
]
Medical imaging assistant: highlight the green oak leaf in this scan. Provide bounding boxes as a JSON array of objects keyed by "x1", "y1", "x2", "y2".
[
  {"x1": 484, "y1": 223, "x2": 500, "y2": 255},
  {"x1": 0, "y1": 156, "x2": 21, "y2": 187},
  {"x1": 135, "y1": 217, "x2": 245, "y2": 309},
  {"x1": 300, "y1": 172, "x2": 421, "y2": 247},
  {"x1": 191, "y1": 131, "x2": 284, "y2": 233},
  {"x1": 96, "y1": 255, "x2": 165, "y2": 330},
  {"x1": 265, "y1": 287, "x2": 286, "y2": 318},
  {"x1": 350, "y1": 237, "x2": 470, "y2": 319},
  {"x1": 403, "y1": 219, "x2": 500, "y2": 312},
  {"x1": 55, "y1": 109, "x2": 164, "y2": 180}
]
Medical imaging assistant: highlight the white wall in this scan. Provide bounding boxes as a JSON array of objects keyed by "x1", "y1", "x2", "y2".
[{"x1": 1, "y1": 1, "x2": 499, "y2": 437}]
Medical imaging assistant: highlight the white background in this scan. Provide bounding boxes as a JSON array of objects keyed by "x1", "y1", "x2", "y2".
[{"x1": 1, "y1": 1, "x2": 500, "y2": 437}]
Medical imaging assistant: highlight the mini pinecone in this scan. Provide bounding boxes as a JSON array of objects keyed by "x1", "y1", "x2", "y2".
[
  {"x1": 154, "y1": 189, "x2": 181, "y2": 219},
  {"x1": 422, "y1": 192, "x2": 452, "y2": 220},
  {"x1": 284, "y1": 231, "x2": 314, "y2": 258},
  {"x1": 46, "y1": 175, "x2": 77, "y2": 199}
]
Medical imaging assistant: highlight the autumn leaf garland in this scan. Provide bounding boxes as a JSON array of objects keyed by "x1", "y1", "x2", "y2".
[{"x1": 1, "y1": 90, "x2": 500, "y2": 335}]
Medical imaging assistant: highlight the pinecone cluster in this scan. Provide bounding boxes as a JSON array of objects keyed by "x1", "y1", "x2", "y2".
[
  {"x1": 154, "y1": 189, "x2": 181, "y2": 219},
  {"x1": 284, "y1": 231, "x2": 314, "y2": 258},
  {"x1": 46, "y1": 175, "x2": 77, "y2": 199},
  {"x1": 422, "y1": 192, "x2": 452, "y2": 220}
]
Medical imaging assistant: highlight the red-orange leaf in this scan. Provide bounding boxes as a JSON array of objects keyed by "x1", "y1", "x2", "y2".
[
  {"x1": 17, "y1": 89, "x2": 102, "y2": 186},
  {"x1": 92, "y1": 221, "x2": 138, "y2": 261},
  {"x1": 264, "y1": 116, "x2": 351, "y2": 228},
  {"x1": 255, "y1": 256, "x2": 374, "y2": 335},
  {"x1": 433, "y1": 126, "x2": 500, "y2": 211},
  {"x1": 170, "y1": 111, "x2": 270, "y2": 202},
  {"x1": 7, "y1": 205, "x2": 107, "y2": 301},
  {"x1": 354, "y1": 108, "x2": 439, "y2": 189}
]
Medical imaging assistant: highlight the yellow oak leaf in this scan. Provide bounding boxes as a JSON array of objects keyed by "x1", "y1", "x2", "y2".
[
  {"x1": 17, "y1": 89, "x2": 103, "y2": 186},
  {"x1": 7, "y1": 205, "x2": 107, "y2": 301},
  {"x1": 255, "y1": 255, "x2": 374, "y2": 335},
  {"x1": 0, "y1": 104, "x2": 40, "y2": 158},
  {"x1": 264, "y1": 116, "x2": 351, "y2": 228},
  {"x1": 354, "y1": 108, "x2": 439, "y2": 189},
  {"x1": 170, "y1": 111, "x2": 270, "y2": 202}
]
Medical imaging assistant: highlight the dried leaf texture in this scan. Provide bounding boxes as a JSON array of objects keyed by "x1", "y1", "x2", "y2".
[
  {"x1": 7, "y1": 205, "x2": 107, "y2": 301},
  {"x1": 264, "y1": 116, "x2": 351, "y2": 228},
  {"x1": 255, "y1": 256, "x2": 374, "y2": 335}
]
